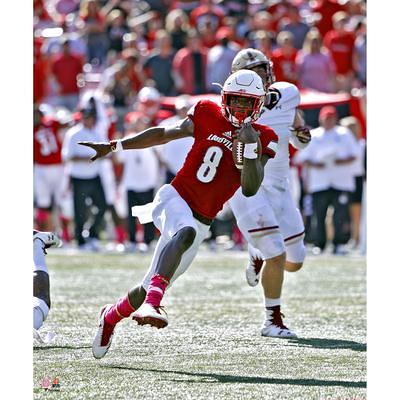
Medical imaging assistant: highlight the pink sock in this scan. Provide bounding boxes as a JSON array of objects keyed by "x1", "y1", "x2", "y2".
[
  {"x1": 145, "y1": 274, "x2": 170, "y2": 308},
  {"x1": 105, "y1": 295, "x2": 135, "y2": 325},
  {"x1": 115, "y1": 225, "x2": 126, "y2": 244}
]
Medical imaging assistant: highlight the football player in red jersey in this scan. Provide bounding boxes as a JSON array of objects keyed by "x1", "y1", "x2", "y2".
[
  {"x1": 34, "y1": 105, "x2": 72, "y2": 242},
  {"x1": 79, "y1": 70, "x2": 278, "y2": 359}
]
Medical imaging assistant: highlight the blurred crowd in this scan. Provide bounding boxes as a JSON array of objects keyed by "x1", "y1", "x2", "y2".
[{"x1": 33, "y1": 0, "x2": 367, "y2": 254}]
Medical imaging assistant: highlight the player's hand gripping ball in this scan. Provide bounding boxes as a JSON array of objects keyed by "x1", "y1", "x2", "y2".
[
  {"x1": 232, "y1": 122, "x2": 262, "y2": 169},
  {"x1": 291, "y1": 126, "x2": 311, "y2": 144}
]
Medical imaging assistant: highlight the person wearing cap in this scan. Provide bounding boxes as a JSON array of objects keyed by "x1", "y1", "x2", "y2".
[
  {"x1": 294, "y1": 106, "x2": 359, "y2": 254},
  {"x1": 61, "y1": 106, "x2": 107, "y2": 250}
]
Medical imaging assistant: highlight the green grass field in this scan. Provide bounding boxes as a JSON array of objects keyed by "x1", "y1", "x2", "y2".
[{"x1": 33, "y1": 249, "x2": 366, "y2": 400}]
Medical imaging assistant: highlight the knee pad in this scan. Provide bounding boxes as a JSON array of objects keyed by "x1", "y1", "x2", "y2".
[
  {"x1": 286, "y1": 238, "x2": 306, "y2": 264},
  {"x1": 33, "y1": 297, "x2": 49, "y2": 330},
  {"x1": 251, "y1": 232, "x2": 285, "y2": 260}
]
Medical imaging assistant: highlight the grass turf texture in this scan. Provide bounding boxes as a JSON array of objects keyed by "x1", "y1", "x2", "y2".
[{"x1": 33, "y1": 250, "x2": 366, "y2": 400}]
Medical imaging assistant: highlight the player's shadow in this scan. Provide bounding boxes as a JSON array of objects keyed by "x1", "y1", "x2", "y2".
[
  {"x1": 33, "y1": 345, "x2": 91, "y2": 351},
  {"x1": 103, "y1": 365, "x2": 366, "y2": 388},
  {"x1": 286, "y1": 337, "x2": 366, "y2": 352}
]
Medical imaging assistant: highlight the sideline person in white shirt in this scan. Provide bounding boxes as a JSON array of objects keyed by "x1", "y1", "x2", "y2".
[
  {"x1": 117, "y1": 116, "x2": 160, "y2": 252},
  {"x1": 339, "y1": 116, "x2": 366, "y2": 250},
  {"x1": 62, "y1": 107, "x2": 107, "y2": 250},
  {"x1": 158, "y1": 95, "x2": 194, "y2": 183},
  {"x1": 295, "y1": 106, "x2": 358, "y2": 254}
]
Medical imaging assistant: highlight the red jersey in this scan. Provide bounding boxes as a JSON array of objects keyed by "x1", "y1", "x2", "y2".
[
  {"x1": 51, "y1": 53, "x2": 83, "y2": 95},
  {"x1": 171, "y1": 100, "x2": 278, "y2": 220},
  {"x1": 323, "y1": 30, "x2": 355, "y2": 75},
  {"x1": 34, "y1": 118, "x2": 63, "y2": 165},
  {"x1": 271, "y1": 48, "x2": 298, "y2": 84},
  {"x1": 311, "y1": 0, "x2": 345, "y2": 37}
]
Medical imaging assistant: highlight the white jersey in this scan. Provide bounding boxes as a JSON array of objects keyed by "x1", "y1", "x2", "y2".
[
  {"x1": 228, "y1": 81, "x2": 306, "y2": 261},
  {"x1": 258, "y1": 81, "x2": 300, "y2": 180}
]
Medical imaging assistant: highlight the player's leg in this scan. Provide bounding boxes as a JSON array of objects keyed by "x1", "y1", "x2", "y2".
[
  {"x1": 252, "y1": 237, "x2": 296, "y2": 338},
  {"x1": 230, "y1": 188, "x2": 295, "y2": 338},
  {"x1": 33, "y1": 231, "x2": 61, "y2": 332},
  {"x1": 93, "y1": 225, "x2": 203, "y2": 358},
  {"x1": 349, "y1": 176, "x2": 364, "y2": 247},
  {"x1": 332, "y1": 190, "x2": 351, "y2": 254},
  {"x1": 92, "y1": 185, "x2": 208, "y2": 358},
  {"x1": 311, "y1": 189, "x2": 331, "y2": 251},
  {"x1": 88, "y1": 176, "x2": 107, "y2": 243},
  {"x1": 33, "y1": 239, "x2": 50, "y2": 331},
  {"x1": 284, "y1": 238, "x2": 306, "y2": 272},
  {"x1": 92, "y1": 238, "x2": 171, "y2": 358},
  {"x1": 131, "y1": 185, "x2": 208, "y2": 326},
  {"x1": 278, "y1": 191, "x2": 306, "y2": 272},
  {"x1": 71, "y1": 178, "x2": 88, "y2": 247}
]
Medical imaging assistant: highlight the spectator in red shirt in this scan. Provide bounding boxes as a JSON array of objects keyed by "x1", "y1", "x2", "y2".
[
  {"x1": 189, "y1": 0, "x2": 225, "y2": 32},
  {"x1": 34, "y1": 105, "x2": 72, "y2": 241},
  {"x1": 267, "y1": 0, "x2": 292, "y2": 33},
  {"x1": 34, "y1": 0, "x2": 58, "y2": 29},
  {"x1": 310, "y1": 0, "x2": 345, "y2": 37},
  {"x1": 172, "y1": 29, "x2": 208, "y2": 95},
  {"x1": 34, "y1": 38, "x2": 48, "y2": 104},
  {"x1": 51, "y1": 38, "x2": 84, "y2": 111},
  {"x1": 323, "y1": 11, "x2": 355, "y2": 92},
  {"x1": 271, "y1": 31, "x2": 298, "y2": 85}
]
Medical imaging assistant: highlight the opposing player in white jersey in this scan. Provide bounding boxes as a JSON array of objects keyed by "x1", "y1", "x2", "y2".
[{"x1": 228, "y1": 49, "x2": 311, "y2": 338}]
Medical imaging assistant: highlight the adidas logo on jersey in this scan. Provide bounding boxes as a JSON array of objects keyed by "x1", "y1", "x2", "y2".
[{"x1": 222, "y1": 131, "x2": 232, "y2": 139}]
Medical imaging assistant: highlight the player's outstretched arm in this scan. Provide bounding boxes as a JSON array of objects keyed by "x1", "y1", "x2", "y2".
[
  {"x1": 79, "y1": 117, "x2": 194, "y2": 162},
  {"x1": 238, "y1": 122, "x2": 267, "y2": 197}
]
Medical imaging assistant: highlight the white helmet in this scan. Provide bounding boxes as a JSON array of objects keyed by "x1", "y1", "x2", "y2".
[
  {"x1": 137, "y1": 86, "x2": 161, "y2": 116},
  {"x1": 137, "y1": 86, "x2": 161, "y2": 104},
  {"x1": 231, "y1": 48, "x2": 275, "y2": 87},
  {"x1": 221, "y1": 70, "x2": 265, "y2": 127}
]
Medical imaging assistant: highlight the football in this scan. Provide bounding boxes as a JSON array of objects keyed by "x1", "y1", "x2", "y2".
[{"x1": 232, "y1": 138, "x2": 262, "y2": 169}]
